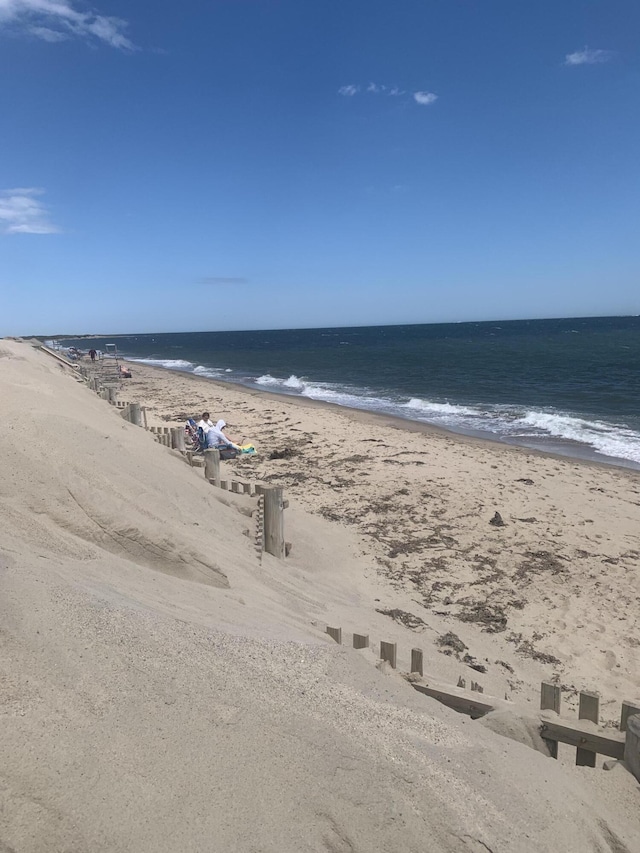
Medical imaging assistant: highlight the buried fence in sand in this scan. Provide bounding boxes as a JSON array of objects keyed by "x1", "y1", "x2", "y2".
[
  {"x1": 56, "y1": 352, "x2": 640, "y2": 784},
  {"x1": 73, "y1": 361, "x2": 289, "y2": 561},
  {"x1": 322, "y1": 622, "x2": 640, "y2": 781}
]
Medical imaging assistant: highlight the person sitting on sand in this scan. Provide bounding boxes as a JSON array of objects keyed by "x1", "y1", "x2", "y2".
[
  {"x1": 205, "y1": 419, "x2": 242, "y2": 453},
  {"x1": 197, "y1": 412, "x2": 215, "y2": 434}
]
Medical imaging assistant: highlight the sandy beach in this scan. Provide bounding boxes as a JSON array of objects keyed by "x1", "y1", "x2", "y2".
[
  {"x1": 1, "y1": 339, "x2": 640, "y2": 852},
  {"x1": 126, "y1": 358, "x2": 640, "y2": 718}
]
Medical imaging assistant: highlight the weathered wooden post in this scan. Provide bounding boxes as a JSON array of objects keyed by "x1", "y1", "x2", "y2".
[
  {"x1": 128, "y1": 403, "x2": 143, "y2": 427},
  {"x1": 263, "y1": 486, "x2": 285, "y2": 559},
  {"x1": 353, "y1": 633, "x2": 369, "y2": 650},
  {"x1": 411, "y1": 648, "x2": 424, "y2": 677},
  {"x1": 540, "y1": 682, "x2": 562, "y2": 759},
  {"x1": 107, "y1": 387, "x2": 117, "y2": 404},
  {"x1": 576, "y1": 691, "x2": 599, "y2": 767},
  {"x1": 204, "y1": 448, "x2": 220, "y2": 487},
  {"x1": 624, "y1": 714, "x2": 640, "y2": 782},
  {"x1": 326, "y1": 626, "x2": 342, "y2": 644},
  {"x1": 620, "y1": 701, "x2": 640, "y2": 732},
  {"x1": 380, "y1": 641, "x2": 397, "y2": 669},
  {"x1": 171, "y1": 427, "x2": 186, "y2": 453}
]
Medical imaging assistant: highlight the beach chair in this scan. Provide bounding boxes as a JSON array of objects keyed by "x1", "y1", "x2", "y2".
[{"x1": 185, "y1": 418, "x2": 206, "y2": 453}]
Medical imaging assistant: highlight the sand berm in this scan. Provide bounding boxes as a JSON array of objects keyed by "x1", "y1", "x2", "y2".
[{"x1": 1, "y1": 339, "x2": 639, "y2": 852}]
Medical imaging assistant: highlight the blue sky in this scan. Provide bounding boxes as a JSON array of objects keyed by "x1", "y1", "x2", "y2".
[{"x1": 1, "y1": 0, "x2": 639, "y2": 335}]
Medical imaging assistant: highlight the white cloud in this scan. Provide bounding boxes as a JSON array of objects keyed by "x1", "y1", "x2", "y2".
[
  {"x1": 29, "y1": 24, "x2": 68, "y2": 41},
  {"x1": 0, "y1": 0, "x2": 135, "y2": 50},
  {"x1": 413, "y1": 91, "x2": 438, "y2": 106},
  {"x1": 564, "y1": 47, "x2": 612, "y2": 66},
  {"x1": 0, "y1": 187, "x2": 60, "y2": 234},
  {"x1": 340, "y1": 82, "x2": 407, "y2": 100}
]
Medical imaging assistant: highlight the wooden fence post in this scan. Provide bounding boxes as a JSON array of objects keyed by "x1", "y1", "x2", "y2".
[
  {"x1": 411, "y1": 648, "x2": 424, "y2": 677},
  {"x1": 204, "y1": 449, "x2": 220, "y2": 487},
  {"x1": 128, "y1": 403, "x2": 142, "y2": 427},
  {"x1": 263, "y1": 486, "x2": 285, "y2": 559},
  {"x1": 380, "y1": 641, "x2": 397, "y2": 669},
  {"x1": 576, "y1": 691, "x2": 599, "y2": 767},
  {"x1": 624, "y1": 714, "x2": 640, "y2": 782},
  {"x1": 620, "y1": 702, "x2": 640, "y2": 732},
  {"x1": 353, "y1": 633, "x2": 369, "y2": 650},
  {"x1": 540, "y1": 682, "x2": 561, "y2": 759},
  {"x1": 326, "y1": 626, "x2": 342, "y2": 644},
  {"x1": 171, "y1": 427, "x2": 186, "y2": 453}
]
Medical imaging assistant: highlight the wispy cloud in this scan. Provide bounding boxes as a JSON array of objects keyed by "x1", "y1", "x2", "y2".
[
  {"x1": 365, "y1": 82, "x2": 405, "y2": 96},
  {"x1": 340, "y1": 82, "x2": 431, "y2": 104},
  {"x1": 413, "y1": 91, "x2": 438, "y2": 106},
  {"x1": 0, "y1": 0, "x2": 135, "y2": 50},
  {"x1": 564, "y1": 47, "x2": 613, "y2": 66},
  {"x1": 0, "y1": 187, "x2": 60, "y2": 234},
  {"x1": 198, "y1": 276, "x2": 248, "y2": 286}
]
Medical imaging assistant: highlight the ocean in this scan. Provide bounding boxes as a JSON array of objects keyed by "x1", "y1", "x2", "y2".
[{"x1": 58, "y1": 316, "x2": 640, "y2": 469}]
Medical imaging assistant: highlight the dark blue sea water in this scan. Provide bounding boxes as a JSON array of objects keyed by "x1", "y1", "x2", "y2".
[{"x1": 57, "y1": 316, "x2": 640, "y2": 469}]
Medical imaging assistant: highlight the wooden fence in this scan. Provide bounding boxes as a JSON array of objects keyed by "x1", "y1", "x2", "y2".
[
  {"x1": 323, "y1": 622, "x2": 640, "y2": 779},
  {"x1": 79, "y1": 370, "x2": 288, "y2": 560}
]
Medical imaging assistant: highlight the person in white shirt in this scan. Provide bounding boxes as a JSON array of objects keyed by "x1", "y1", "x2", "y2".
[{"x1": 197, "y1": 412, "x2": 214, "y2": 434}]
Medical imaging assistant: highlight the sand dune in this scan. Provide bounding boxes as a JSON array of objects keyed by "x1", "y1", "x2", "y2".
[{"x1": 1, "y1": 340, "x2": 639, "y2": 852}]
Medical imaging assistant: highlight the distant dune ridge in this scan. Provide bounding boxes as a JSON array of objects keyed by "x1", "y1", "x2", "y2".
[{"x1": 1, "y1": 339, "x2": 639, "y2": 853}]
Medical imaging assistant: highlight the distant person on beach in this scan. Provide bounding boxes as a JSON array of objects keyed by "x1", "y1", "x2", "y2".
[
  {"x1": 197, "y1": 412, "x2": 215, "y2": 434},
  {"x1": 89, "y1": 349, "x2": 97, "y2": 362},
  {"x1": 206, "y1": 419, "x2": 242, "y2": 452}
]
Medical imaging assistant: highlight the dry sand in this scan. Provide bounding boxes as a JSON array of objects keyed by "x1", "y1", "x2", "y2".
[
  {"x1": 1, "y1": 339, "x2": 639, "y2": 852},
  {"x1": 125, "y1": 358, "x2": 640, "y2": 719}
]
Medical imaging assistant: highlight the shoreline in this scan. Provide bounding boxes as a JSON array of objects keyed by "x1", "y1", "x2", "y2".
[
  {"x1": 125, "y1": 358, "x2": 640, "y2": 476},
  {"x1": 120, "y1": 357, "x2": 640, "y2": 716}
]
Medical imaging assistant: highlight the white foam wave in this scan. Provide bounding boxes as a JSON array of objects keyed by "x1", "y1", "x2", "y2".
[
  {"x1": 519, "y1": 411, "x2": 640, "y2": 464},
  {"x1": 194, "y1": 365, "x2": 224, "y2": 378},
  {"x1": 403, "y1": 398, "x2": 478, "y2": 417},
  {"x1": 283, "y1": 375, "x2": 305, "y2": 390},
  {"x1": 130, "y1": 358, "x2": 195, "y2": 370},
  {"x1": 255, "y1": 374, "x2": 282, "y2": 387}
]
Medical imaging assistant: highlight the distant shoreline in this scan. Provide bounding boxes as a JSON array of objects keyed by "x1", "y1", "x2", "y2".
[{"x1": 124, "y1": 357, "x2": 640, "y2": 476}]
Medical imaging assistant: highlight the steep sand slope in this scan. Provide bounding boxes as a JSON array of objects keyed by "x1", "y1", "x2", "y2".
[{"x1": 1, "y1": 341, "x2": 639, "y2": 852}]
